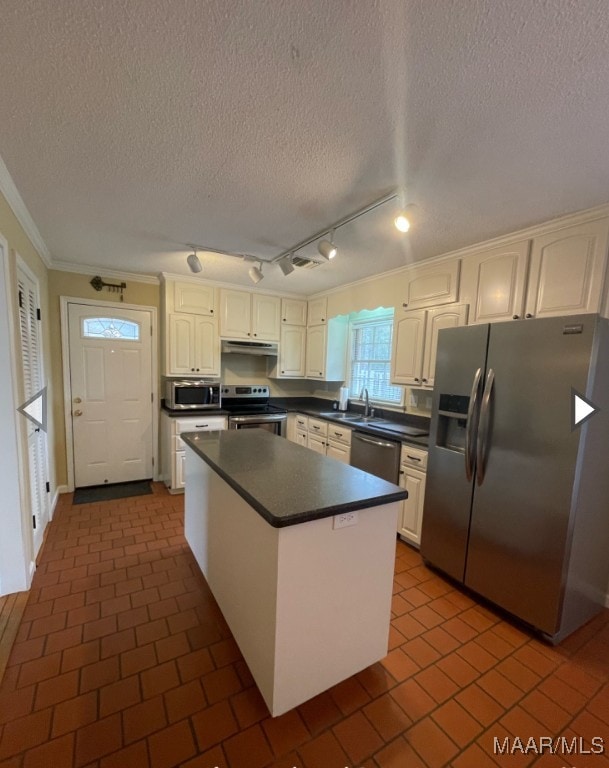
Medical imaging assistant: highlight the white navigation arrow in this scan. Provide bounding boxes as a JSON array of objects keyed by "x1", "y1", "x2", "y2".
[
  {"x1": 571, "y1": 388, "x2": 599, "y2": 430},
  {"x1": 17, "y1": 387, "x2": 47, "y2": 432}
]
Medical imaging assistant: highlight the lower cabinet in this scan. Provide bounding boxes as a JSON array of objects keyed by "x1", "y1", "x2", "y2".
[
  {"x1": 288, "y1": 413, "x2": 352, "y2": 462},
  {"x1": 161, "y1": 412, "x2": 227, "y2": 492},
  {"x1": 398, "y1": 445, "x2": 428, "y2": 547}
]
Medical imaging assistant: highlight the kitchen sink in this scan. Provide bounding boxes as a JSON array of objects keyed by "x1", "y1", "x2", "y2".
[
  {"x1": 350, "y1": 417, "x2": 388, "y2": 424},
  {"x1": 318, "y1": 411, "x2": 361, "y2": 420}
]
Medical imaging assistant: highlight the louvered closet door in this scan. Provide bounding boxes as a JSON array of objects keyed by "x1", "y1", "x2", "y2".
[{"x1": 17, "y1": 268, "x2": 48, "y2": 556}]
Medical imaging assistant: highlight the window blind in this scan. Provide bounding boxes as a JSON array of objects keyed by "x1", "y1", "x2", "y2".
[{"x1": 349, "y1": 317, "x2": 402, "y2": 405}]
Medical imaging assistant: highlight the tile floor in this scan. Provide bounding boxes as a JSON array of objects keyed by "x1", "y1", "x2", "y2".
[{"x1": 0, "y1": 483, "x2": 609, "y2": 768}]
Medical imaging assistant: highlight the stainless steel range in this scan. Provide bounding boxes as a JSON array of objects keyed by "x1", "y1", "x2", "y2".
[{"x1": 222, "y1": 385, "x2": 287, "y2": 436}]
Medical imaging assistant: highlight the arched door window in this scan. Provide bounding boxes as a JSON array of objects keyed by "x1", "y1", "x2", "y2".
[{"x1": 82, "y1": 317, "x2": 140, "y2": 340}]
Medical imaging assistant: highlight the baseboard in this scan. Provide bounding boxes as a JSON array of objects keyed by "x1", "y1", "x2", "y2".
[{"x1": 50, "y1": 485, "x2": 69, "y2": 520}]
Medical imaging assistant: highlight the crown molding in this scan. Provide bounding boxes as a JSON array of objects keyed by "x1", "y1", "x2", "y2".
[
  {"x1": 0, "y1": 154, "x2": 52, "y2": 267},
  {"x1": 159, "y1": 271, "x2": 304, "y2": 298},
  {"x1": 52, "y1": 260, "x2": 160, "y2": 285},
  {"x1": 308, "y1": 202, "x2": 609, "y2": 300}
]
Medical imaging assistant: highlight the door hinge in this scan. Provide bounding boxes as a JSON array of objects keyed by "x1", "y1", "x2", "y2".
[
  {"x1": 36, "y1": 307, "x2": 41, "y2": 321},
  {"x1": 151, "y1": 392, "x2": 154, "y2": 403},
  {"x1": 46, "y1": 481, "x2": 50, "y2": 493},
  {"x1": 152, "y1": 457, "x2": 155, "y2": 467},
  {"x1": 32, "y1": 515, "x2": 36, "y2": 529},
  {"x1": 18, "y1": 290, "x2": 23, "y2": 308}
]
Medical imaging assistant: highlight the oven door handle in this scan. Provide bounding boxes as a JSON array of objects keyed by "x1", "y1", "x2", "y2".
[{"x1": 229, "y1": 414, "x2": 287, "y2": 424}]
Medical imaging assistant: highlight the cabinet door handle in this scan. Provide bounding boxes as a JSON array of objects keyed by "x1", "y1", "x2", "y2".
[
  {"x1": 402, "y1": 303, "x2": 408, "y2": 308},
  {"x1": 414, "y1": 377, "x2": 420, "y2": 382},
  {"x1": 421, "y1": 378, "x2": 428, "y2": 383},
  {"x1": 399, "y1": 470, "x2": 404, "y2": 475},
  {"x1": 513, "y1": 314, "x2": 520, "y2": 320},
  {"x1": 210, "y1": 309, "x2": 214, "y2": 313},
  {"x1": 191, "y1": 368, "x2": 195, "y2": 372},
  {"x1": 406, "y1": 455, "x2": 421, "y2": 462},
  {"x1": 525, "y1": 313, "x2": 533, "y2": 319},
  {"x1": 195, "y1": 424, "x2": 209, "y2": 428}
]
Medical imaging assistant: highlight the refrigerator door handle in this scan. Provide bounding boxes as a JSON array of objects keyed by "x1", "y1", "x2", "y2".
[
  {"x1": 476, "y1": 368, "x2": 495, "y2": 486},
  {"x1": 464, "y1": 367, "x2": 482, "y2": 481}
]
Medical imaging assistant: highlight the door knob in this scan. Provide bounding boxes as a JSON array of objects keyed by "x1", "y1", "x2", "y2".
[
  {"x1": 73, "y1": 410, "x2": 82, "y2": 417},
  {"x1": 74, "y1": 397, "x2": 82, "y2": 403}
]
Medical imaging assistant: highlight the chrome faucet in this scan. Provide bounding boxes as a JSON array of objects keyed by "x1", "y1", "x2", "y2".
[{"x1": 360, "y1": 387, "x2": 370, "y2": 417}]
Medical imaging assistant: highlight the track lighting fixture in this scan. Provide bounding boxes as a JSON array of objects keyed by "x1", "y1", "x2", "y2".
[
  {"x1": 394, "y1": 214, "x2": 410, "y2": 233},
  {"x1": 187, "y1": 250, "x2": 203, "y2": 273},
  {"x1": 278, "y1": 253, "x2": 294, "y2": 276},
  {"x1": 317, "y1": 232, "x2": 337, "y2": 261},
  {"x1": 248, "y1": 262, "x2": 264, "y2": 284}
]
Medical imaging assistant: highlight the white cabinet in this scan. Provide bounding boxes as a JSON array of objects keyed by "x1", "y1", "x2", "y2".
[
  {"x1": 268, "y1": 325, "x2": 306, "y2": 378},
  {"x1": 399, "y1": 260, "x2": 460, "y2": 311},
  {"x1": 281, "y1": 298, "x2": 307, "y2": 326},
  {"x1": 301, "y1": 414, "x2": 352, "y2": 463},
  {"x1": 305, "y1": 317, "x2": 348, "y2": 381},
  {"x1": 391, "y1": 304, "x2": 468, "y2": 387},
  {"x1": 398, "y1": 445, "x2": 428, "y2": 547},
  {"x1": 326, "y1": 423, "x2": 352, "y2": 465},
  {"x1": 460, "y1": 241, "x2": 530, "y2": 324},
  {"x1": 173, "y1": 282, "x2": 216, "y2": 316},
  {"x1": 307, "y1": 434, "x2": 327, "y2": 455},
  {"x1": 307, "y1": 297, "x2": 328, "y2": 326},
  {"x1": 525, "y1": 218, "x2": 609, "y2": 319},
  {"x1": 220, "y1": 290, "x2": 281, "y2": 341},
  {"x1": 295, "y1": 430, "x2": 308, "y2": 447},
  {"x1": 161, "y1": 412, "x2": 227, "y2": 492},
  {"x1": 167, "y1": 314, "x2": 220, "y2": 376}
]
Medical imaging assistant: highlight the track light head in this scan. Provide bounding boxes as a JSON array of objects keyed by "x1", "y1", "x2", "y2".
[
  {"x1": 187, "y1": 251, "x2": 203, "y2": 273},
  {"x1": 249, "y1": 262, "x2": 264, "y2": 284},
  {"x1": 318, "y1": 238, "x2": 337, "y2": 261},
  {"x1": 278, "y1": 254, "x2": 295, "y2": 276}
]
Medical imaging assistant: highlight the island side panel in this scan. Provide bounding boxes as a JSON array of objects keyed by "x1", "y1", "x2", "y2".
[
  {"x1": 272, "y1": 502, "x2": 399, "y2": 716},
  {"x1": 184, "y1": 446, "x2": 279, "y2": 711}
]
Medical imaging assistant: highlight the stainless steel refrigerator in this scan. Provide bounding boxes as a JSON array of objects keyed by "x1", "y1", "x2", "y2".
[{"x1": 421, "y1": 314, "x2": 609, "y2": 643}]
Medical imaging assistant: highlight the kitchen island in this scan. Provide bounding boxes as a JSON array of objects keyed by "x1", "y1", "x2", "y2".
[{"x1": 182, "y1": 428, "x2": 406, "y2": 716}]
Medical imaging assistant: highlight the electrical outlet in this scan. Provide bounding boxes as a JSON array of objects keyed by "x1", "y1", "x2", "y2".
[{"x1": 333, "y1": 510, "x2": 359, "y2": 529}]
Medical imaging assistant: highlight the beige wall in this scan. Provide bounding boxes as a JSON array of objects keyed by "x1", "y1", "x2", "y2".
[{"x1": 47, "y1": 270, "x2": 160, "y2": 487}]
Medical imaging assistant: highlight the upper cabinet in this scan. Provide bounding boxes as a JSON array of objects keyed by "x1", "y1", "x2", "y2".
[
  {"x1": 281, "y1": 298, "x2": 307, "y2": 326},
  {"x1": 391, "y1": 304, "x2": 468, "y2": 387},
  {"x1": 173, "y1": 281, "x2": 216, "y2": 316},
  {"x1": 460, "y1": 241, "x2": 530, "y2": 324},
  {"x1": 525, "y1": 218, "x2": 609, "y2": 319},
  {"x1": 268, "y1": 325, "x2": 307, "y2": 379},
  {"x1": 305, "y1": 317, "x2": 348, "y2": 381},
  {"x1": 167, "y1": 314, "x2": 220, "y2": 376},
  {"x1": 307, "y1": 297, "x2": 327, "y2": 326},
  {"x1": 399, "y1": 261, "x2": 460, "y2": 311},
  {"x1": 219, "y1": 290, "x2": 281, "y2": 341}
]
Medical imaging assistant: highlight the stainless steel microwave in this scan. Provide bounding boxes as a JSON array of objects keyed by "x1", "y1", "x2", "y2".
[{"x1": 163, "y1": 378, "x2": 221, "y2": 410}]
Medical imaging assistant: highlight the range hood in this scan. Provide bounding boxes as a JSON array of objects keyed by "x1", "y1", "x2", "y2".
[{"x1": 221, "y1": 340, "x2": 279, "y2": 357}]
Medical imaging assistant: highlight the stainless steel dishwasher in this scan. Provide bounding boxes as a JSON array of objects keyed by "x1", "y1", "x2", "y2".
[{"x1": 350, "y1": 431, "x2": 401, "y2": 483}]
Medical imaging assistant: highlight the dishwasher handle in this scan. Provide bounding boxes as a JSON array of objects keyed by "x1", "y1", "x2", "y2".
[{"x1": 352, "y1": 433, "x2": 399, "y2": 450}]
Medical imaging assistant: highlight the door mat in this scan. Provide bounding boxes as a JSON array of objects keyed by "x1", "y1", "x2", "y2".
[{"x1": 73, "y1": 480, "x2": 153, "y2": 505}]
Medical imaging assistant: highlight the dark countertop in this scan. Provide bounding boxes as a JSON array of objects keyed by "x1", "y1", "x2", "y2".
[
  {"x1": 161, "y1": 404, "x2": 229, "y2": 417},
  {"x1": 272, "y1": 397, "x2": 430, "y2": 449},
  {"x1": 181, "y1": 429, "x2": 407, "y2": 528}
]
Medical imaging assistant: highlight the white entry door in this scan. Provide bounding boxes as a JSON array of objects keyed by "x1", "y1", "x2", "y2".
[
  {"x1": 68, "y1": 304, "x2": 154, "y2": 487},
  {"x1": 17, "y1": 267, "x2": 49, "y2": 556}
]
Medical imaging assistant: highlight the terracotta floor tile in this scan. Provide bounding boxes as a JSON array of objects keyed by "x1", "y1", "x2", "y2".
[
  {"x1": 141, "y1": 659, "x2": 180, "y2": 699},
  {"x1": 520, "y1": 690, "x2": 572, "y2": 731},
  {"x1": 61, "y1": 639, "x2": 100, "y2": 673},
  {"x1": 99, "y1": 675, "x2": 142, "y2": 718},
  {"x1": 181, "y1": 745, "x2": 225, "y2": 768},
  {"x1": 155, "y1": 630, "x2": 190, "y2": 663},
  {"x1": 363, "y1": 692, "x2": 412, "y2": 741},
  {"x1": 392, "y1": 613, "x2": 427, "y2": 640},
  {"x1": 554, "y1": 660, "x2": 604, "y2": 698},
  {"x1": 401, "y1": 586, "x2": 432, "y2": 607},
  {"x1": 514, "y1": 644, "x2": 561, "y2": 677},
  {"x1": 7, "y1": 636, "x2": 45, "y2": 666},
  {"x1": 298, "y1": 731, "x2": 349, "y2": 768},
  {"x1": 177, "y1": 648, "x2": 215, "y2": 682},
  {"x1": 230, "y1": 687, "x2": 269, "y2": 729},
  {"x1": 148, "y1": 720, "x2": 196, "y2": 768},
  {"x1": 443, "y1": 616, "x2": 480, "y2": 644},
  {"x1": 122, "y1": 696, "x2": 167, "y2": 744},
  {"x1": 82, "y1": 614, "x2": 117, "y2": 643},
  {"x1": 192, "y1": 701, "x2": 238, "y2": 752},
  {"x1": 457, "y1": 640, "x2": 499, "y2": 673},
  {"x1": 74, "y1": 713, "x2": 122, "y2": 767},
  {"x1": 201, "y1": 665, "x2": 242, "y2": 704},
  {"x1": 136, "y1": 618, "x2": 169, "y2": 646},
  {"x1": 406, "y1": 717, "x2": 459, "y2": 767},
  {"x1": 296, "y1": 691, "x2": 343, "y2": 736},
  {"x1": 432, "y1": 699, "x2": 483, "y2": 747},
  {"x1": 410, "y1": 603, "x2": 446, "y2": 630},
  {"x1": 456, "y1": 683, "x2": 505, "y2": 727},
  {"x1": 0, "y1": 685, "x2": 35, "y2": 724},
  {"x1": 497, "y1": 656, "x2": 542, "y2": 693},
  {"x1": 0, "y1": 709, "x2": 52, "y2": 760},
  {"x1": 262, "y1": 709, "x2": 310, "y2": 757},
  {"x1": 17, "y1": 652, "x2": 61, "y2": 688},
  {"x1": 476, "y1": 629, "x2": 517, "y2": 660},
  {"x1": 390, "y1": 678, "x2": 436, "y2": 722},
  {"x1": 423, "y1": 625, "x2": 463, "y2": 655},
  {"x1": 116, "y1": 605, "x2": 149, "y2": 632},
  {"x1": 356, "y1": 662, "x2": 397, "y2": 699},
  {"x1": 120, "y1": 642, "x2": 158, "y2": 677},
  {"x1": 415, "y1": 664, "x2": 460, "y2": 704},
  {"x1": 34, "y1": 669, "x2": 79, "y2": 710},
  {"x1": 210, "y1": 638, "x2": 241, "y2": 668},
  {"x1": 478, "y1": 669, "x2": 524, "y2": 709},
  {"x1": 437, "y1": 651, "x2": 479, "y2": 688},
  {"x1": 328, "y1": 675, "x2": 371, "y2": 715},
  {"x1": 374, "y1": 736, "x2": 426, "y2": 768},
  {"x1": 452, "y1": 741, "x2": 502, "y2": 768},
  {"x1": 51, "y1": 691, "x2": 98, "y2": 737},
  {"x1": 333, "y1": 710, "x2": 384, "y2": 763},
  {"x1": 99, "y1": 739, "x2": 149, "y2": 768},
  {"x1": 381, "y1": 647, "x2": 419, "y2": 682},
  {"x1": 21, "y1": 733, "x2": 74, "y2": 768}
]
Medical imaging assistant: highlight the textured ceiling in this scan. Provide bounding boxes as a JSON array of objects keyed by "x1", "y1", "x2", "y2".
[{"x1": 1, "y1": 0, "x2": 609, "y2": 295}]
